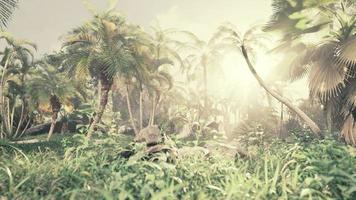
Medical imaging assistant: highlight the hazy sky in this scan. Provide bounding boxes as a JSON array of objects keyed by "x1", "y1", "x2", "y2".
[
  {"x1": 7, "y1": 0, "x2": 309, "y2": 101},
  {"x1": 8, "y1": 0, "x2": 272, "y2": 56}
]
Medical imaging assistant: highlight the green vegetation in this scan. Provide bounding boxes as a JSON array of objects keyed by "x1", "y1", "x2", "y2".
[
  {"x1": 1, "y1": 135, "x2": 355, "y2": 199},
  {"x1": 0, "y1": 0, "x2": 355, "y2": 199}
]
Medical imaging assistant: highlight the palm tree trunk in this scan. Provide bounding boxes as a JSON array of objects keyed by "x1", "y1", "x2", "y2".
[
  {"x1": 280, "y1": 102, "x2": 284, "y2": 137},
  {"x1": 0, "y1": 56, "x2": 10, "y2": 137},
  {"x1": 203, "y1": 61, "x2": 208, "y2": 109},
  {"x1": 13, "y1": 103, "x2": 25, "y2": 138},
  {"x1": 139, "y1": 88, "x2": 143, "y2": 130},
  {"x1": 149, "y1": 93, "x2": 156, "y2": 126},
  {"x1": 266, "y1": 91, "x2": 273, "y2": 108},
  {"x1": 149, "y1": 92, "x2": 161, "y2": 126},
  {"x1": 47, "y1": 94, "x2": 61, "y2": 141},
  {"x1": 87, "y1": 73, "x2": 112, "y2": 138},
  {"x1": 47, "y1": 111, "x2": 59, "y2": 141},
  {"x1": 241, "y1": 45, "x2": 322, "y2": 137},
  {"x1": 325, "y1": 102, "x2": 333, "y2": 134},
  {"x1": 126, "y1": 85, "x2": 138, "y2": 135},
  {"x1": 14, "y1": 74, "x2": 28, "y2": 138}
]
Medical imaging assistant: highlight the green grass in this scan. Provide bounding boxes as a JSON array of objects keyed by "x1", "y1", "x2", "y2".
[{"x1": 0, "y1": 134, "x2": 355, "y2": 200}]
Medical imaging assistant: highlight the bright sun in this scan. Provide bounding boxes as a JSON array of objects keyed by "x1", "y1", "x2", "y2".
[
  {"x1": 209, "y1": 50, "x2": 279, "y2": 101},
  {"x1": 212, "y1": 50, "x2": 309, "y2": 105}
]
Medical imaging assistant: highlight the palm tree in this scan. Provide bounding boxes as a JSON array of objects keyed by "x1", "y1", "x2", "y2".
[
  {"x1": 0, "y1": 32, "x2": 36, "y2": 91},
  {"x1": 0, "y1": 32, "x2": 36, "y2": 139},
  {"x1": 124, "y1": 81, "x2": 139, "y2": 135},
  {"x1": 146, "y1": 68, "x2": 173, "y2": 126},
  {"x1": 121, "y1": 25, "x2": 179, "y2": 132},
  {"x1": 267, "y1": 0, "x2": 356, "y2": 144},
  {"x1": 0, "y1": 0, "x2": 18, "y2": 30},
  {"x1": 119, "y1": 25, "x2": 152, "y2": 133},
  {"x1": 216, "y1": 24, "x2": 322, "y2": 137},
  {"x1": 146, "y1": 26, "x2": 185, "y2": 125},
  {"x1": 182, "y1": 33, "x2": 224, "y2": 110},
  {"x1": 124, "y1": 30, "x2": 175, "y2": 132},
  {"x1": 61, "y1": 10, "x2": 134, "y2": 138},
  {"x1": 27, "y1": 61, "x2": 81, "y2": 140},
  {"x1": 149, "y1": 25, "x2": 185, "y2": 70}
]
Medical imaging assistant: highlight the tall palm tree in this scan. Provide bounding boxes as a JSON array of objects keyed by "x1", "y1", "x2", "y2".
[
  {"x1": 119, "y1": 25, "x2": 152, "y2": 133},
  {"x1": 123, "y1": 28, "x2": 175, "y2": 132},
  {"x1": 146, "y1": 26, "x2": 184, "y2": 124},
  {"x1": 216, "y1": 24, "x2": 322, "y2": 137},
  {"x1": 61, "y1": 10, "x2": 134, "y2": 138},
  {"x1": 181, "y1": 32, "x2": 224, "y2": 114},
  {"x1": 267, "y1": 0, "x2": 356, "y2": 144},
  {"x1": 0, "y1": 0, "x2": 18, "y2": 30},
  {"x1": 122, "y1": 25, "x2": 179, "y2": 131}
]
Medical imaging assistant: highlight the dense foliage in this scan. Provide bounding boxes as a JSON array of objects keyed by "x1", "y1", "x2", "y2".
[{"x1": 0, "y1": 135, "x2": 355, "y2": 199}]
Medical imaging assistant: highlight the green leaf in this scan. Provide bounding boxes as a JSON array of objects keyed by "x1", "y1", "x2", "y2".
[{"x1": 300, "y1": 188, "x2": 314, "y2": 197}]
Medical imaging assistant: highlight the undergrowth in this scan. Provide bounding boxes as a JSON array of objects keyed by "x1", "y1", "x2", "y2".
[{"x1": 0, "y1": 134, "x2": 355, "y2": 200}]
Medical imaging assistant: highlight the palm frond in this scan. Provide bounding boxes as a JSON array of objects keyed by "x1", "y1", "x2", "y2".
[
  {"x1": 288, "y1": 46, "x2": 315, "y2": 81},
  {"x1": 153, "y1": 70, "x2": 174, "y2": 91},
  {"x1": 216, "y1": 24, "x2": 242, "y2": 43},
  {"x1": 27, "y1": 62, "x2": 83, "y2": 109},
  {"x1": 308, "y1": 42, "x2": 347, "y2": 101},
  {"x1": 106, "y1": 0, "x2": 118, "y2": 13},
  {"x1": 0, "y1": 0, "x2": 18, "y2": 30},
  {"x1": 81, "y1": 0, "x2": 98, "y2": 16},
  {"x1": 289, "y1": 61, "x2": 311, "y2": 82},
  {"x1": 335, "y1": 35, "x2": 356, "y2": 69}
]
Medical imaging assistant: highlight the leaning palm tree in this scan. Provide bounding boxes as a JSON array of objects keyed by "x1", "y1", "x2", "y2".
[
  {"x1": 266, "y1": 0, "x2": 356, "y2": 145},
  {"x1": 216, "y1": 23, "x2": 322, "y2": 137},
  {"x1": 0, "y1": 0, "x2": 18, "y2": 30},
  {"x1": 61, "y1": 8, "x2": 134, "y2": 138}
]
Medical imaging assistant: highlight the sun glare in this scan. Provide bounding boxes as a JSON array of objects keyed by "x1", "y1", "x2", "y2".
[{"x1": 209, "y1": 50, "x2": 279, "y2": 100}]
